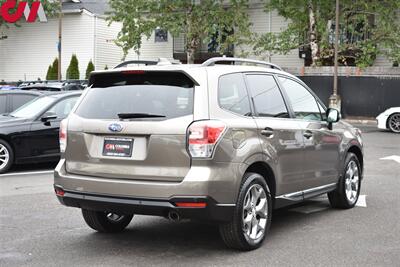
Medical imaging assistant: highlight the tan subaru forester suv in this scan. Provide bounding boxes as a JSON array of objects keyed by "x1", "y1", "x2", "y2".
[{"x1": 54, "y1": 57, "x2": 363, "y2": 250}]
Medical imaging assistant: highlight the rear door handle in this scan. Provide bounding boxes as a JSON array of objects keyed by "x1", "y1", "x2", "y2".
[
  {"x1": 261, "y1": 127, "x2": 274, "y2": 137},
  {"x1": 303, "y1": 130, "x2": 313, "y2": 139}
]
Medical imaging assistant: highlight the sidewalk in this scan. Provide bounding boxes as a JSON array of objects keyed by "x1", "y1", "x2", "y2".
[{"x1": 343, "y1": 116, "x2": 377, "y2": 125}]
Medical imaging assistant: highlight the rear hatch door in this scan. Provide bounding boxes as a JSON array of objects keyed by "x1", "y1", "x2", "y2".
[{"x1": 65, "y1": 71, "x2": 196, "y2": 182}]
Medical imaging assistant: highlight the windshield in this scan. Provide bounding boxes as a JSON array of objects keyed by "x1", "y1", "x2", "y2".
[
  {"x1": 10, "y1": 96, "x2": 54, "y2": 118},
  {"x1": 75, "y1": 85, "x2": 193, "y2": 120}
]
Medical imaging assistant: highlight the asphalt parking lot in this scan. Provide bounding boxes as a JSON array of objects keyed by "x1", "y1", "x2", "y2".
[{"x1": 1, "y1": 124, "x2": 399, "y2": 267}]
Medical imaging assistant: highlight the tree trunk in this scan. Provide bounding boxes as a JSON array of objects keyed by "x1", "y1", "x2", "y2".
[
  {"x1": 309, "y1": 1, "x2": 319, "y2": 66},
  {"x1": 186, "y1": 37, "x2": 200, "y2": 64},
  {"x1": 187, "y1": 49, "x2": 195, "y2": 64}
]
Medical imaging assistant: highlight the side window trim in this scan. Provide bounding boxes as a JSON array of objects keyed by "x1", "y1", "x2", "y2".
[
  {"x1": 277, "y1": 75, "x2": 324, "y2": 122},
  {"x1": 244, "y1": 72, "x2": 292, "y2": 119}
]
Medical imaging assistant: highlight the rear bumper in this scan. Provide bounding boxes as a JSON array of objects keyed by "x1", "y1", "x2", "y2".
[{"x1": 55, "y1": 187, "x2": 234, "y2": 222}]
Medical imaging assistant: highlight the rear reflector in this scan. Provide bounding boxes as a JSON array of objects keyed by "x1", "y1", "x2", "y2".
[
  {"x1": 175, "y1": 202, "x2": 207, "y2": 208},
  {"x1": 55, "y1": 187, "x2": 65, "y2": 197}
]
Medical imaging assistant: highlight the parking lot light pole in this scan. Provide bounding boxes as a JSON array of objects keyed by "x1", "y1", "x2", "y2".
[
  {"x1": 58, "y1": 0, "x2": 62, "y2": 81},
  {"x1": 329, "y1": 0, "x2": 341, "y2": 111}
]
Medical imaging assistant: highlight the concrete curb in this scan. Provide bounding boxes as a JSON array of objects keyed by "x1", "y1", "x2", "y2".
[{"x1": 343, "y1": 119, "x2": 377, "y2": 125}]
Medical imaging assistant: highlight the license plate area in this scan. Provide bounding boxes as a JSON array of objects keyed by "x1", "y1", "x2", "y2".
[{"x1": 102, "y1": 137, "x2": 133, "y2": 158}]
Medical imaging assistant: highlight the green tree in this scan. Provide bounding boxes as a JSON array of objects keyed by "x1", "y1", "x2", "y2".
[
  {"x1": 85, "y1": 60, "x2": 95, "y2": 79},
  {"x1": 254, "y1": 0, "x2": 400, "y2": 67},
  {"x1": 45, "y1": 58, "x2": 58, "y2": 80},
  {"x1": 45, "y1": 65, "x2": 53, "y2": 80},
  {"x1": 104, "y1": 65, "x2": 108, "y2": 70},
  {"x1": 107, "y1": 0, "x2": 253, "y2": 63},
  {"x1": 66, "y1": 54, "x2": 80, "y2": 80}
]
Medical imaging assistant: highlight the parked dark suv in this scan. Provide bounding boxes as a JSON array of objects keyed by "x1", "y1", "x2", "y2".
[{"x1": 54, "y1": 58, "x2": 364, "y2": 250}]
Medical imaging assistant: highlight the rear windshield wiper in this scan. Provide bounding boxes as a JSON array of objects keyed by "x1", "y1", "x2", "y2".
[{"x1": 117, "y1": 113, "x2": 166, "y2": 119}]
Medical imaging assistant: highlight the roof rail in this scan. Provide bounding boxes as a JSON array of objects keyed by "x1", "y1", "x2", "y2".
[
  {"x1": 201, "y1": 57, "x2": 282, "y2": 71},
  {"x1": 114, "y1": 58, "x2": 181, "y2": 69}
]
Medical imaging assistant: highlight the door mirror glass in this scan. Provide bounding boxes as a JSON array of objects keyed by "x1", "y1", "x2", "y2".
[
  {"x1": 326, "y1": 108, "x2": 340, "y2": 123},
  {"x1": 40, "y1": 112, "x2": 57, "y2": 122}
]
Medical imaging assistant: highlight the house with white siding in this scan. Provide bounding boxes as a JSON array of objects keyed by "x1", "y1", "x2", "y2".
[
  {"x1": 0, "y1": 0, "x2": 394, "y2": 82},
  {"x1": 0, "y1": 0, "x2": 172, "y2": 82}
]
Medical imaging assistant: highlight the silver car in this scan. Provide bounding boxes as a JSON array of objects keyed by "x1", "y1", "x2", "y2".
[{"x1": 54, "y1": 57, "x2": 363, "y2": 250}]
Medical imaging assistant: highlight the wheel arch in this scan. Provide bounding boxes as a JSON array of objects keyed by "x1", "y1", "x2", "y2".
[
  {"x1": 245, "y1": 161, "x2": 276, "y2": 201},
  {"x1": 347, "y1": 145, "x2": 364, "y2": 176},
  {"x1": 0, "y1": 135, "x2": 14, "y2": 152},
  {"x1": 0, "y1": 134, "x2": 15, "y2": 165}
]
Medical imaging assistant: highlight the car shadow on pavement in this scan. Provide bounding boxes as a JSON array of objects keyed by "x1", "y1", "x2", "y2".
[{"x1": 75, "y1": 199, "x2": 337, "y2": 256}]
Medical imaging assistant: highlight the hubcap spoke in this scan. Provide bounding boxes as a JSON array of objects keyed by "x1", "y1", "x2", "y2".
[
  {"x1": 344, "y1": 160, "x2": 359, "y2": 204},
  {"x1": 242, "y1": 183, "x2": 268, "y2": 241},
  {"x1": 0, "y1": 144, "x2": 10, "y2": 169}
]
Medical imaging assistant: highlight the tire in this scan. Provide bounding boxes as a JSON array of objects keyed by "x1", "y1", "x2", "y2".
[
  {"x1": 387, "y1": 113, "x2": 400, "y2": 133},
  {"x1": 0, "y1": 139, "x2": 14, "y2": 174},
  {"x1": 219, "y1": 172, "x2": 272, "y2": 250},
  {"x1": 81, "y1": 209, "x2": 133, "y2": 233},
  {"x1": 328, "y1": 153, "x2": 361, "y2": 209}
]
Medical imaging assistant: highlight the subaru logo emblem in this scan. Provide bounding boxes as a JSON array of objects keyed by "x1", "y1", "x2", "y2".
[{"x1": 108, "y1": 123, "x2": 123, "y2": 132}]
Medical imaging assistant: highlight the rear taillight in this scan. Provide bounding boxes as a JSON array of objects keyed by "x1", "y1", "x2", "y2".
[
  {"x1": 59, "y1": 119, "x2": 67, "y2": 153},
  {"x1": 187, "y1": 120, "x2": 226, "y2": 158}
]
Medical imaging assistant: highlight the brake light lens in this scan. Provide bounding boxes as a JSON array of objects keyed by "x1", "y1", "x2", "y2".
[
  {"x1": 187, "y1": 120, "x2": 226, "y2": 158},
  {"x1": 59, "y1": 119, "x2": 67, "y2": 153}
]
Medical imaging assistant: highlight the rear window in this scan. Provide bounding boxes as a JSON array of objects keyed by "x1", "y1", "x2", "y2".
[{"x1": 75, "y1": 85, "x2": 193, "y2": 120}]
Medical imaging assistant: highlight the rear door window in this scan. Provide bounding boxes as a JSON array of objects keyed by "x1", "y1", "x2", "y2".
[{"x1": 75, "y1": 85, "x2": 193, "y2": 120}]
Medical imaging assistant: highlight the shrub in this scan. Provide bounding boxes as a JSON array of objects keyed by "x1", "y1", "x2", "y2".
[
  {"x1": 85, "y1": 60, "x2": 95, "y2": 79},
  {"x1": 66, "y1": 54, "x2": 80, "y2": 79}
]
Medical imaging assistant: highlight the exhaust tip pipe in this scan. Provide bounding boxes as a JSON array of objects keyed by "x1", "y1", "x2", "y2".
[{"x1": 168, "y1": 210, "x2": 180, "y2": 221}]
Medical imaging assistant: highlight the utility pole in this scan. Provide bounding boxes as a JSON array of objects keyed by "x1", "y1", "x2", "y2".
[
  {"x1": 58, "y1": 0, "x2": 62, "y2": 81},
  {"x1": 329, "y1": 0, "x2": 341, "y2": 110}
]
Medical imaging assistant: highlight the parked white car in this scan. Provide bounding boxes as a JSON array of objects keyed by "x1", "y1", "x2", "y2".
[{"x1": 376, "y1": 107, "x2": 400, "y2": 133}]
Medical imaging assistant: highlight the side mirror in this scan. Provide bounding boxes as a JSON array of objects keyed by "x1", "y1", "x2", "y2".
[
  {"x1": 41, "y1": 112, "x2": 57, "y2": 122},
  {"x1": 326, "y1": 108, "x2": 340, "y2": 129}
]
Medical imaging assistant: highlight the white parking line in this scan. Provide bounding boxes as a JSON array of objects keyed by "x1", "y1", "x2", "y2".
[
  {"x1": 356, "y1": 195, "x2": 367, "y2": 207},
  {"x1": 380, "y1": 155, "x2": 400, "y2": 164},
  {"x1": 0, "y1": 170, "x2": 53, "y2": 177}
]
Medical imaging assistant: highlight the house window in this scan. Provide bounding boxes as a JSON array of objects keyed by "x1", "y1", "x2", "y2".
[{"x1": 155, "y1": 28, "x2": 168, "y2": 42}]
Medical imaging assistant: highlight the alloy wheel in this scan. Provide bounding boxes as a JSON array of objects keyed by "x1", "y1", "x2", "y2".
[
  {"x1": 0, "y1": 144, "x2": 10, "y2": 171},
  {"x1": 345, "y1": 160, "x2": 359, "y2": 204},
  {"x1": 242, "y1": 184, "x2": 268, "y2": 241},
  {"x1": 388, "y1": 114, "x2": 400, "y2": 133}
]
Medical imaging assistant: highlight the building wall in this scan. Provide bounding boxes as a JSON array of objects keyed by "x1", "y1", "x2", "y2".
[
  {"x1": 235, "y1": 4, "x2": 304, "y2": 68},
  {"x1": 0, "y1": 11, "x2": 96, "y2": 81},
  {"x1": 124, "y1": 31, "x2": 174, "y2": 62},
  {"x1": 94, "y1": 17, "x2": 125, "y2": 70}
]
